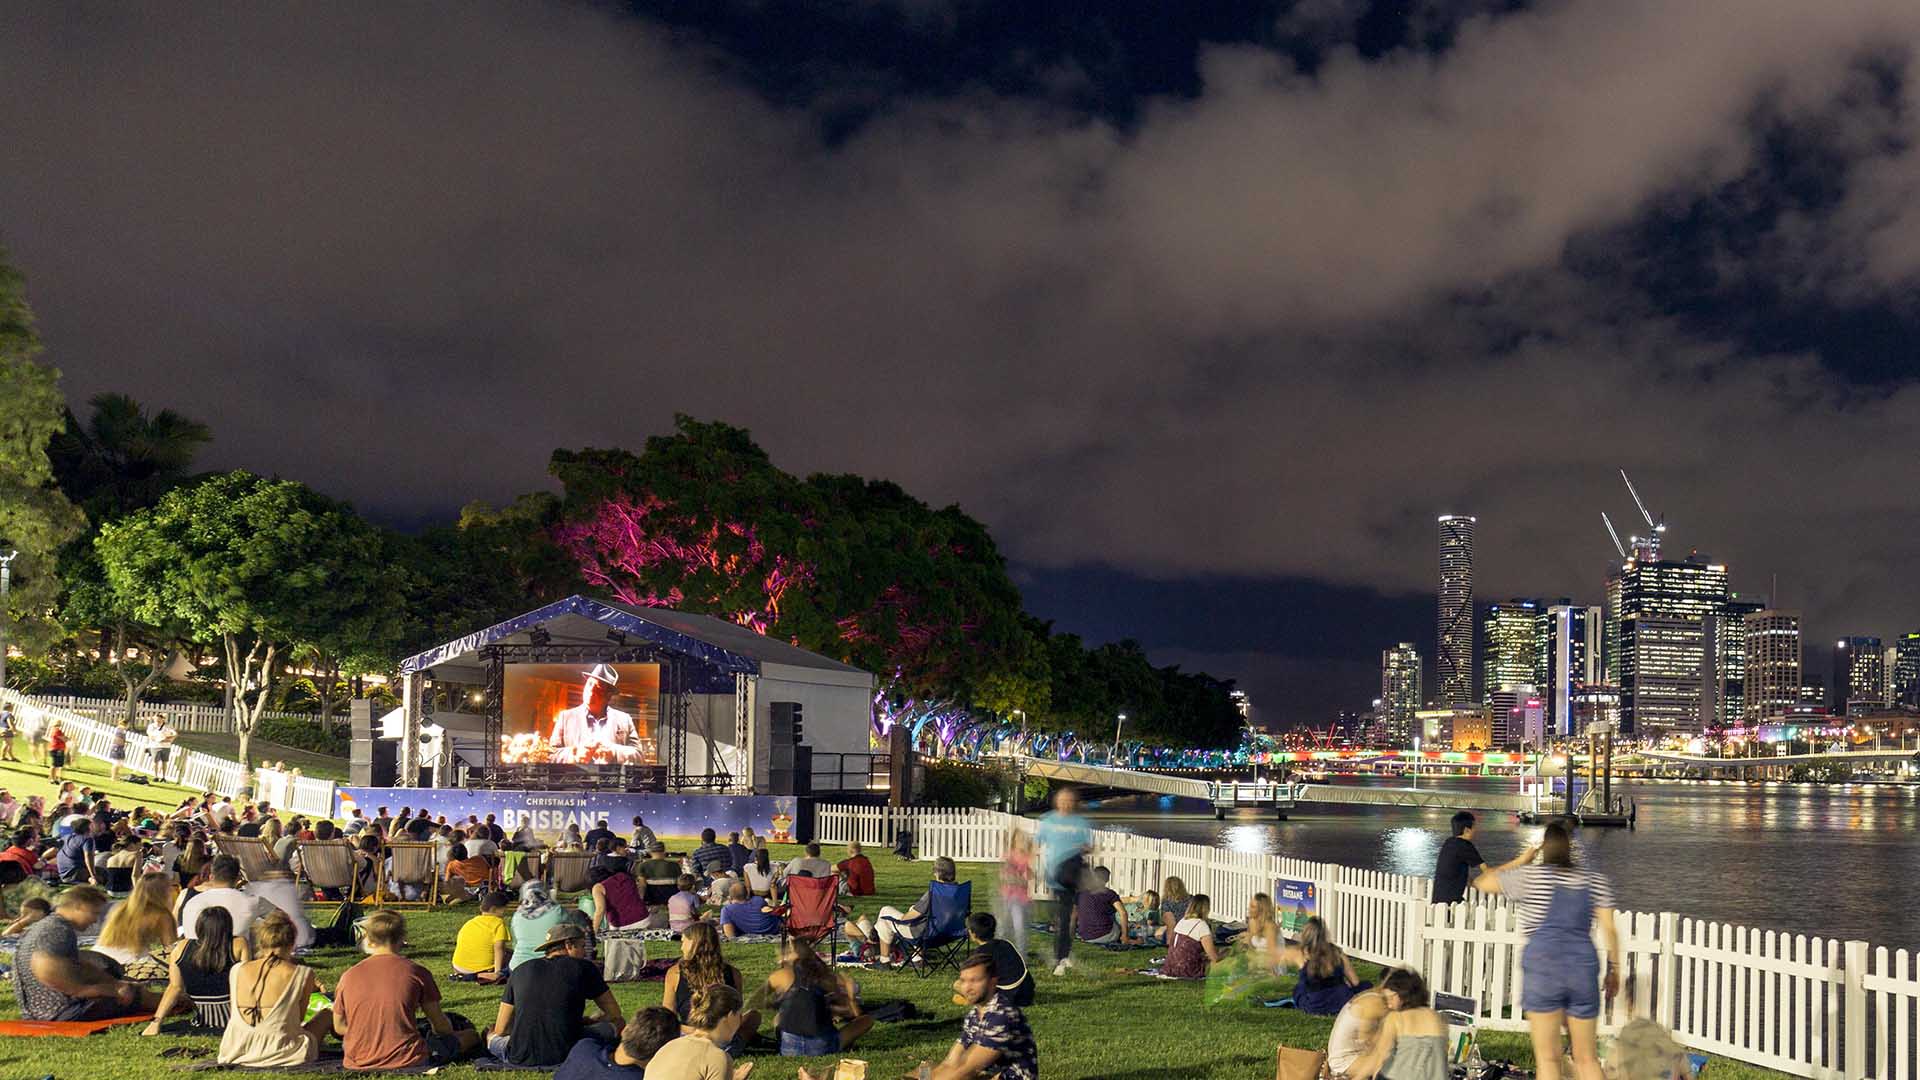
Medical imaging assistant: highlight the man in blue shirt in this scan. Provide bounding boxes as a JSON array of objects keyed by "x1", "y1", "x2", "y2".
[
  {"x1": 1034, "y1": 786, "x2": 1091, "y2": 975},
  {"x1": 718, "y1": 882, "x2": 780, "y2": 938},
  {"x1": 689, "y1": 828, "x2": 730, "y2": 879},
  {"x1": 55, "y1": 819, "x2": 99, "y2": 884}
]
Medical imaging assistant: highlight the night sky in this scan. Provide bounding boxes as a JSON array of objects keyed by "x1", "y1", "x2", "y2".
[{"x1": 6, "y1": 2, "x2": 1920, "y2": 726}]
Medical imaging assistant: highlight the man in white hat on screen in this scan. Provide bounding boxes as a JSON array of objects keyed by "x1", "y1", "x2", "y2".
[{"x1": 547, "y1": 664, "x2": 641, "y2": 763}]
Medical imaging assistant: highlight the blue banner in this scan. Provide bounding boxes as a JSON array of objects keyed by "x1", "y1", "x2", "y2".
[{"x1": 335, "y1": 787, "x2": 801, "y2": 844}]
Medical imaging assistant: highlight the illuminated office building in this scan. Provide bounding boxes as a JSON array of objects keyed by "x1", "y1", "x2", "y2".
[
  {"x1": 1832, "y1": 636, "x2": 1885, "y2": 716},
  {"x1": 1436, "y1": 516, "x2": 1476, "y2": 707},
  {"x1": 1711, "y1": 597, "x2": 1765, "y2": 728},
  {"x1": 1609, "y1": 555, "x2": 1728, "y2": 735},
  {"x1": 1742, "y1": 610, "x2": 1802, "y2": 722},
  {"x1": 1892, "y1": 633, "x2": 1920, "y2": 707},
  {"x1": 1483, "y1": 600, "x2": 1541, "y2": 700},
  {"x1": 1381, "y1": 643, "x2": 1422, "y2": 748},
  {"x1": 1545, "y1": 605, "x2": 1600, "y2": 737}
]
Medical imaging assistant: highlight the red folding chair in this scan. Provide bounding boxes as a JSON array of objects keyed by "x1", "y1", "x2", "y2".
[{"x1": 781, "y1": 873, "x2": 844, "y2": 960}]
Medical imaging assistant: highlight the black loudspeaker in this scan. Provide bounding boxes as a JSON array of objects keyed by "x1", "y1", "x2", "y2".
[
  {"x1": 771, "y1": 701, "x2": 804, "y2": 745},
  {"x1": 769, "y1": 742, "x2": 796, "y2": 795},
  {"x1": 793, "y1": 745, "x2": 812, "y2": 796},
  {"x1": 370, "y1": 740, "x2": 398, "y2": 788}
]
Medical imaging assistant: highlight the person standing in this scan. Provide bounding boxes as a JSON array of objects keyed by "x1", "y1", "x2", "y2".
[
  {"x1": 149, "y1": 716, "x2": 178, "y2": 781},
  {"x1": 0, "y1": 703, "x2": 17, "y2": 762},
  {"x1": 1035, "y1": 786, "x2": 1091, "y2": 976},
  {"x1": 995, "y1": 830, "x2": 1032, "y2": 956},
  {"x1": 47, "y1": 720, "x2": 67, "y2": 782},
  {"x1": 109, "y1": 719, "x2": 131, "y2": 781},
  {"x1": 1472, "y1": 823, "x2": 1622, "y2": 1080},
  {"x1": 1431, "y1": 811, "x2": 1487, "y2": 903}
]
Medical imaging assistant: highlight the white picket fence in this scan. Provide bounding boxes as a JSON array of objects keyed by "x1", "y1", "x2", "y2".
[
  {"x1": 1, "y1": 689, "x2": 337, "y2": 817},
  {"x1": 25, "y1": 693, "x2": 326, "y2": 734},
  {"x1": 816, "y1": 803, "x2": 1920, "y2": 1080}
]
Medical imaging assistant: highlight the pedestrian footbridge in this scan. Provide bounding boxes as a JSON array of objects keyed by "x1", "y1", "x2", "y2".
[{"x1": 1013, "y1": 756, "x2": 1537, "y2": 817}]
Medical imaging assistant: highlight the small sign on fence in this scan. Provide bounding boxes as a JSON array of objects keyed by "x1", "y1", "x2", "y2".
[{"x1": 1275, "y1": 877, "x2": 1316, "y2": 936}]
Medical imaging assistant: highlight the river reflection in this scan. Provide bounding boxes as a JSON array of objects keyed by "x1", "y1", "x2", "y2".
[{"x1": 1078, "y1": 778, "x2": 1920, "y2": 948}]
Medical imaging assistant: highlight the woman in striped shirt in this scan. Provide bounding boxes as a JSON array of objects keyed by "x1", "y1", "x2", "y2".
[{"x1": 1473, "y1": 822, "x2": 1622, "y2": 1080}]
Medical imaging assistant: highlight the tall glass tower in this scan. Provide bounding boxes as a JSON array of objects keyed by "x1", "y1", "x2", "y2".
[{"x1": 1437, "y1": 515, "x2": 1477, "y2": 708}]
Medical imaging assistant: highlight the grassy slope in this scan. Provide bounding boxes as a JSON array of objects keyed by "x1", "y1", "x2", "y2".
[
  {"x1": 171, "y1": 733, "x2": 352, "y2": 783},
  {"x1": 0, "y1": 751, "x2": 202, "y2": 811},
  {"x1": 0, "y1": 841, "x2": 1790, "y2": 1080}
]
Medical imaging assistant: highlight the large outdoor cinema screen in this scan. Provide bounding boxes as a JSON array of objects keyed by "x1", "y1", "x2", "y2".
[{"x1": 499, "y1": 662, "x2": 661, "y2": 766}]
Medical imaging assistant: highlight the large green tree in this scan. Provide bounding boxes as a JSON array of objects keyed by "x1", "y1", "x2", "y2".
[
  {"x1": 96, "y1": 471, "x2": 400, "y2": 765},
  {"x1": 0, "y1": 246, "x2": 86, "y2": 669}
]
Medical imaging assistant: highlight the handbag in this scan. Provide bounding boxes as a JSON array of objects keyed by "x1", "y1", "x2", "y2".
[
  {"x1": 1276, "y1": 1044, "x2": 1328, "y2": 1080},
  {"x1": 602, "y1": 936, "x2": 650, "y2": 982}
]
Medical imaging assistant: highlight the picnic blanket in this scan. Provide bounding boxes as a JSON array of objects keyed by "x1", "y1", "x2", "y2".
[
  {"x1": 0, "y1": 1013, "x2": 153, "y2": 1036},
  {"x1": 184, "y1": 1052, "x2": 438, "y2": 1074}
]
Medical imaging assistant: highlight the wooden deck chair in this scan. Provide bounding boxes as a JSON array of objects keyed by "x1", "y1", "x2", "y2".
[
  {"x1": 214, "y1": 835, "x2": 282, "y2": 886},
  {"x1": 376, "y1": 841, "x2": 440, "y2": 908},
  {"x1": 547, "y1": 850, "x2": 593, "y2": 898},
  {"x1": 504, "y1": 850, "x2": 544, "y2": 891},
  {"x1": 294, "y1": 839, "x2": 360, "y2": 903}
]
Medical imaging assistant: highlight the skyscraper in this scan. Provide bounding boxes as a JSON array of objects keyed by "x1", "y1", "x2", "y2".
[
  {"x1": 1436, "y1": 515, "x2": 1476, "y2": 708},
  {"x1": 1742, "y1": 610, "x2": 1802, "y2": 722},
  {"x1": 1545, "y1": 604, "x2": 1600, "y2": 737},
  {"x1": 1832, "y1": 637, "x2": 1885, "y2": 716},
  {"x1": 1482, "y1": 599, "x2": 1541, "y2": 699},
  {"x1": 1892, "y1": 632, "x2": 1920, "y2": 707},
  {"x1": 1712, "y1": 597, "x2": 1765, "y2": 728},
  {"x1": 1609, "y1": 553, "x2": 1729, "y2": 736},
  {"x1": 1381, "y1": 643, "x2": 1423, "y2": 748}
]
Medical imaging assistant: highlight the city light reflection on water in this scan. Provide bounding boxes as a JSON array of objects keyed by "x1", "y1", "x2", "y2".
[{"x1": 1079, "y1": 777, "x2": 1920, "y2": 948}]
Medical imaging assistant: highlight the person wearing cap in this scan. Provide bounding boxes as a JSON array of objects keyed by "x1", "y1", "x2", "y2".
[
  {"x1": 547, "y1": 665, "x2": 642, "y2": 764},
  {"x1": 487, "y1": 922, "x2": 625, "y2": 1068}
]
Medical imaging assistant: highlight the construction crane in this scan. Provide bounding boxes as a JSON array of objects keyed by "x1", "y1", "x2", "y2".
[
  {"x1": 1601, "y1": 512, "x2": 1628, "y2": 561},
  {"x1": 1618, "y1": 470, "x2": 1667, "y2": 561}
]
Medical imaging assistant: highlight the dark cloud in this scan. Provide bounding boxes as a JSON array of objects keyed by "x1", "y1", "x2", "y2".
[{"x1": 4, "y1": 1, "x2": 1920, "y2": 724}]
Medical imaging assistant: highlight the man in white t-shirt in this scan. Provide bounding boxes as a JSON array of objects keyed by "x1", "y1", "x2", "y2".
[
  {"x1": 178, "y1": 856, "x2": 273, "y2": 942},
  {"x1": 465, "y1": 825, "x2": 498, "y2": 859}
]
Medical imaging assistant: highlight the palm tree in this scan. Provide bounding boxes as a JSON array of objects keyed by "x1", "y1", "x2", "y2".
[{"x1": 48, "y1": 391, "x2": 213, "y2": 522}]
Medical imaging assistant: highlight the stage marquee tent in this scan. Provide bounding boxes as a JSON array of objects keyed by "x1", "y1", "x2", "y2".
[{"x1": 398, "y1": 595, "x2": 875, "y2": 793}]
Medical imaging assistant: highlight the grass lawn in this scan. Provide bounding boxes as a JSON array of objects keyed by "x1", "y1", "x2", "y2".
[
  {"x1": 0, "y1": 751, "x2": 202, "y2": 812},
  {"x1": 172, "y1": 732, "x2": 353, "y2": 783},
  {"x1": 0, "y1": 841, "x2": 1795, "y2": 1080}
]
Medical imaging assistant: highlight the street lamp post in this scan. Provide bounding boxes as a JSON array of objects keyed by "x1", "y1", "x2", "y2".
[
  {"x1": 0, "y1": 548, "x2": 16, "y2": 694},
  {"x1": 1113, "y1": 712, "x2": 1127, "y2": 763}
]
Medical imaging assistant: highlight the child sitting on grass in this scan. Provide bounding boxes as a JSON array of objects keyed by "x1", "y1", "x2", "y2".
[
  {"x1": 452, "y1": 890, "x2": 514, "y2": 984},
  {"x1": 4, "y1": 896, "x2": 50, "y2": 936}
]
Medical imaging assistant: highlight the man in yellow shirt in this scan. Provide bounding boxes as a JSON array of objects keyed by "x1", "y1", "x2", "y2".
[{"x1": 453, "y1": 890, "x2": 514, "y2": 984}]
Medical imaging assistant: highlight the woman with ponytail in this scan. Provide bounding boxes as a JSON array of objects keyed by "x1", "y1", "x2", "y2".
[{"x1": 644, "y1": 982, "x2": 754, "y2": 1080}]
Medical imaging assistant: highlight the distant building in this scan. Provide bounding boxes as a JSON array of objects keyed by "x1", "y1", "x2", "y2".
[
  {"x1": 1712, "y1": 597, "x2": 1766, "y2": 728},
  {"x1": 1570, "y1": 684, "x2": 1622, "y2": 736},
  {"x1": 1380, "y1": 643, "x2": 1422, "y2": 748},
  {"x1": 1742, "y1": 610, "x2": 1802, "y2": 722},
  {"x1": 1487, "y1": 684, "x2": 1544, "y2": 748},
  {"x1": 1800, "y1": 683, "x2": 1827, "y2": 707},
  {"x1": 1544, "y1": 604, "x2": 1600, "y2": 738},
  {"x1": 1482, "y1": 599, "x2": 1541, "y2": 701},
  {"x1": 1436, "y1": 516, "x2": 1476, "y2": 707},
  {"x1": 1432, "y1": 707, "x2": 1492, "y2": 752},
  {"x1": 1609, "y1": 554, "x2": 1728, "y2": 736},
  {"x1": 1892, "y1": 632, "x2": 1920, "y2": 707},
  {"x1": 1230, "y1": 689, "x2": 1252, "y2": 722},
  {"x1": 1833, "y1": 637, "x2": 1885, "y2": 717}
]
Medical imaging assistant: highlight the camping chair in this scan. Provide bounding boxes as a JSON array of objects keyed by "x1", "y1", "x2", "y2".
[
  {"x1": 294, "y1": 839, "x2": 361, "y2": 903},
  {"x1": 782, "y1": 873, "x2": 843, "y2": 959},
  {"x1": 376, "y1": 841, "x2": 440, "y2": 908},
  {"x1": 547, "y1": 850, "x2": 593, "y2": 898},
  {"x1": 885, "y1": 879, "x2": 972, "y2": 978},
  {"x1": 214, "y1": 835, "x2": 282, "y2": 886}
]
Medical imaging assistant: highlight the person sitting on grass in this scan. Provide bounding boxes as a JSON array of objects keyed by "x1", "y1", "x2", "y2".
[
  {"x1": 1123, "y1": 889, "x2": 1160, "y2": 944},
  {"x1": 836, "y1": 841, "x2": 876, "y2": 896},
  {"x1": 719, "y1": 880, "x2": 781, "y2": 939},
  {"x1": 1074, "y1": 866, "x2": 1129, "y2": 945},
  {"x1": 217, "y1": 910, "x2": 332, "y2": 1068},
  {"x1": 1326, "y1": 984, "x2": 1392, "y2": 1079},
  {"x1": 1159, "y1": 876, "x2": 1192, "y2": 940},
  {"x1": 668, "y1": 873, "x2": 706, "y2": 932},
  {"x1": 786, "y1": 842, "x2": 832, "y2": 879},
  {"x1": 510, "y1": 879, "x2": 584, "y2": 971},
  {"x1": 743, "y1": 847, "x2": 777, "y2": 899},
  {"x1": 912, "y1": 952, "x2": 1038, "y2": 1080},
  {"x1": 645, "y1": 983, "x2": 756, "y2": 1080},
  {"x1": 443, "y1": 842, "x2": 493, "y2": 899},
  {"x1": 953, "y1": 912, "x2": 1032, "y2": 1007},
  {"x1": 13, "y1": 884, "x2": 158, "y2": 1021},
  {"x1": 1347, "y1": 968, "x2": 1451, "y2": 1080},
  {"x1": 1275, "y1": 915, "x2": 1368, "y2": 1016},
  {"x1": 590, "y1": 861, "x2": 650, "y2": 932},
  {"x1": 759, "y1": 933, "x2": 873, "y2": 1057},
  {"x1": 334, "y1": 910, "x2": 480, "y2": 1070},
  {"x1": 93, "y1": 870, "x2": 177, "y2": 967},
  {"x1": 4, "y1": 896, "x2": 50, "y2": 936},
  {"x1": 488, "y1": 923, "x2": 624, "y2": 1068},
  {"x1": 690, "y1": 828, "x2": 730, "y2": 879},
  {"x1": 180, "y1": 855, "x2": 273, "y2": 945},
  {"x1": 726, "y1": 831, "x2": 751, "y2": 874},
  {"x1": 452, "y1": 889, "x2": 514, "y2": 984},
  {"x1": 1159, "y1": 893, "x2": 1219, "y2": 980},
  {"x1": 662, "y1": 922, "x2": 761, "y2": 1053},
  {"x1": 875, "y1": 856, "x2": 961, "y2": 964},
  {"x1": 145, "y1": 905, "x2": 249, "y2": 1035},
  {"x1": 556, "y1": 1005, "x2": 682, "y2": 1080}
]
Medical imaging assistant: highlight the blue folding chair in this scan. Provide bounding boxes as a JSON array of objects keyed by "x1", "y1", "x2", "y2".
[{"x1": 884, "y1": 879, "x2": 972, "y2": 977}]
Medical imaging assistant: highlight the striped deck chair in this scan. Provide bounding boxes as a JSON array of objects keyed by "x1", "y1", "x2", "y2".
[
  {"x1": 376, "y1": 841, "x2": 440, "y2": 908},
  {"x1": 293, "y1": 839, "x2": 360, "y2": 903},
  {"x1": 547, "y1": 851, "x2": 593, "y2": 899},
  {"x1": 214, "y1": 835, "x2": 282, "y2": 886}
]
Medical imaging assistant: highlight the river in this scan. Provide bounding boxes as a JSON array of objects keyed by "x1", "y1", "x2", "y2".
[{"x1": 1077, "y1": 776, "x2": 1920, "y2": 950}]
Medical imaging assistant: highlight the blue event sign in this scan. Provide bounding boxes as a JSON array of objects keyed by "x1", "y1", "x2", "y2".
[
  {"x1": 1275, "y1": 877, "x2": 1317, "y2": 936},
  {"x1": 335, "y1": 787, "x2": 801, "y2": 844}
]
